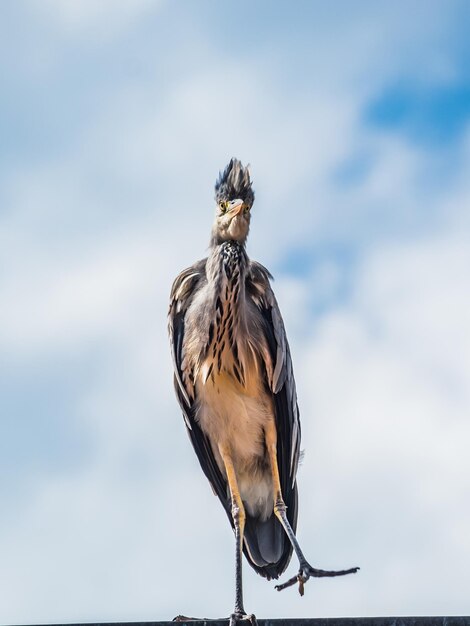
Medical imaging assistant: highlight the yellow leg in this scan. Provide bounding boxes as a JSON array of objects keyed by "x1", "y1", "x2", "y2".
[
  {"x1": 219, "y1": 443, "x2": 247, "y2": 617},
  {"x1": 264, "y1": 418, "x2": 283, "y2": 507},
  {"x1": 265, "y1": 419, "x2": 359, "y2": 595},
  {"x1": 265, "y1": 419, "x2": 308, "y2": 565}
]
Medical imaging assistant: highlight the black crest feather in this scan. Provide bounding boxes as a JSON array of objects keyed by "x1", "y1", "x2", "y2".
[{"x1": 215, "y1": 158, "x2": 255, "y2": 206}]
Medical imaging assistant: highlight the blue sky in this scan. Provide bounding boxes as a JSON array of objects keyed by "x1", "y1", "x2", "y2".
[{"x1": 1, "y1": 1, "x2": 470, "y2": 622}]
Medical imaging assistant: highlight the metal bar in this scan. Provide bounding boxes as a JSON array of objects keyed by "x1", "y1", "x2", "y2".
[{"x1": 11, "y1": 618, "x2": 470, "y2": 626}]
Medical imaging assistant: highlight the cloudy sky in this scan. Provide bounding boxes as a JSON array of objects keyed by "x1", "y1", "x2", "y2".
[{"x1": 1, "y1": 1, "x2": 470, "y2": 623}]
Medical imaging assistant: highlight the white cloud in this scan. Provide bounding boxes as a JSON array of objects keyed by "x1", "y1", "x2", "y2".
[
  {"x1": 1, "y1": 2, "x2": 470, "y2": 622},
  {"x1": 293, "y1": 212, "x2": 470, "y2": 615},
  {"x1": 2, "y1": 199, "x2": 469, "y2": 620},
  {"x1": 31, "y1": 0, "x2": 160, "y2": 39}
]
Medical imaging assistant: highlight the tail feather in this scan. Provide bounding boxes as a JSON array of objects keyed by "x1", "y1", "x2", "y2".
[{"x1": 242, "y1": 483, "x2": 298, "y2": 580}]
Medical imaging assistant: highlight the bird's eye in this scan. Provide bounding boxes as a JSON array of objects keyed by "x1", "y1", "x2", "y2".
[
  {"x1": 244, "y1": 206, "x2": 250, "y2": 214},
  {"x1": 219, "y1": 201, "x2": 228, "y2": 213}
]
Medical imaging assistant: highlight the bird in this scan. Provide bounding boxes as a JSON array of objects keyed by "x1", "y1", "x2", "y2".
[{"x1": 168, "y1": 158, "x2": 359, "y2": 625}]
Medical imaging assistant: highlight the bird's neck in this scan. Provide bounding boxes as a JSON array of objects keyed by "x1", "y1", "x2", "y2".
[
  {"x1": 204, "y1": 241, "x2": 249, "y2": 386},
  {"x1": 206, "y1": 241, "x2": 248, "y2": 331},
  {"x1": 208, "y1": 240, "x2": 248, "y2": 286},
  {"x1": 209, "y1": 227, "x2": 248, "y2": 248}
]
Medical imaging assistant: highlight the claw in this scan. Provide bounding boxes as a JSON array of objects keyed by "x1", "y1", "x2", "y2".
[
  {"x1": 275, "y1": 573, "x2": 299, "y2": 592},
  {"x1": 173, "y1": 617, "x2": 216, "y2": 623},
  {"x1": 229, "y1": 613, "x2": 257, "y2": 626},
  {"x1": 275, "y1": 563, "x2": 360, "y2": 594}
]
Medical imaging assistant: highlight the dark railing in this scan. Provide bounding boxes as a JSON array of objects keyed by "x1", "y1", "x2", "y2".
[{"x1": 15, "y1": 618, "x2": 470, "y2": 626}]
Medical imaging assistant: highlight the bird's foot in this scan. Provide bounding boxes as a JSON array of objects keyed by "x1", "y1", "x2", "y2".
[
  {"x1": 173, "y1": 613, "x2": 256, "y2": 625},
  {"x1": 275, "y1": 561, "x2": 360, "y2": 596},
  {"x1": 173, "y1": 616, "x2": 226, "y2": 622},
  {"x1": 229, "y1": 612, "x2": 257, "y2": 626}
]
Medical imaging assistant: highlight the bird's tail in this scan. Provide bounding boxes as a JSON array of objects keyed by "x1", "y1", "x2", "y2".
[{"x1": 242, "y1": 483, "x2": 298, "y2": 580}]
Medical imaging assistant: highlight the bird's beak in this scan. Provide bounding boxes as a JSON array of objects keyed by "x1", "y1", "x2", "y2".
[{"x1": 228, "y1": 199, "x2": 245, "y2": 216}]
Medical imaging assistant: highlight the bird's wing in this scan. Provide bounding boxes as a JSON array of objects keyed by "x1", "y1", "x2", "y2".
[
  {"x1": 247, "y1": 262, "x2": 301, "y2": 494},
  {"x1": 168, "y1": 260, "x2": 228, "y2": 505}
]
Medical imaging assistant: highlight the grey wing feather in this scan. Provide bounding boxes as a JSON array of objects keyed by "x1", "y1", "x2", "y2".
[
  {"x1": 168, "y1": 259, "x2": 229, "y2": 503},
  {"x1": 248, "y1": 262, "x2": 301, "y2": 487},
  {"x1": 168, "y1": 262, "x2": 203, "y2": 413}
]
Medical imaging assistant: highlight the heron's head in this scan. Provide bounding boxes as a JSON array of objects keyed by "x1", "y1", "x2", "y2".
[{"x1": 211, "y1": 158, "x2": 254, "y2": 246}]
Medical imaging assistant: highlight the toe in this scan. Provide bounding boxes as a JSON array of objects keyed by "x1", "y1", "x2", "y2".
[{"x1": 229, "y1": 613, "x2": 257, "y2": 626}]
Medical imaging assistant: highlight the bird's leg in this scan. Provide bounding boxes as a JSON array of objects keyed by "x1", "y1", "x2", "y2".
[
  {"x1": 264, "y1": 420, "x2": 359, "y2": 596},
  {"x1": 219, "y1": 444, "x2": 257, "y2": 626}
]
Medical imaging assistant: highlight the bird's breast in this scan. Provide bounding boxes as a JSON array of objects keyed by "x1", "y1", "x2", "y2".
[
  {"x1": 201, "y1": 251, "x2": 251, "y2": 386},
  {"x1": 195, "y1": 356, "x2": 274, "y2": 481},
  {"x1": 195, "y1": 271, "x2": 272, "y2": 458}
]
